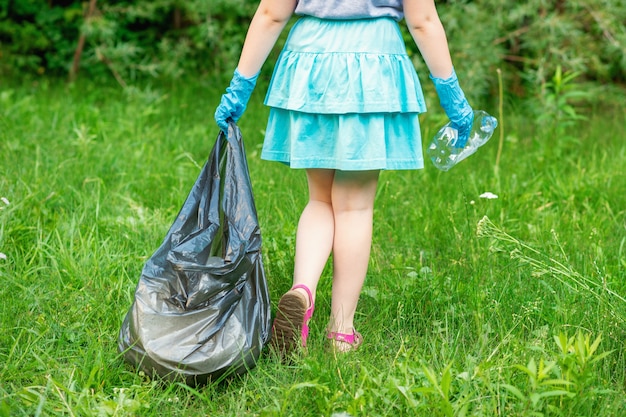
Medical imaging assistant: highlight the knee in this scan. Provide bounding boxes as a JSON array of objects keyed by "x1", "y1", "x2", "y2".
[{"x1": 331, "y1": 197, "x2": 375, "y2": 215}]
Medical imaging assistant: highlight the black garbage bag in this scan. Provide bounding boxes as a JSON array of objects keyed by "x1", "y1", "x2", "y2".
[{"x1": 118, "y1": 122, "x2": 271, "y2": 385}]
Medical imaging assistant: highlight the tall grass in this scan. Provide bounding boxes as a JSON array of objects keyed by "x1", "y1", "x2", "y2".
[{"x1": 1, "y1": 78, "x2": 625, "y2": 416}]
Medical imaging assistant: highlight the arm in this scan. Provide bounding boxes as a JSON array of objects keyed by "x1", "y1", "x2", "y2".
[
  {"x1": 404, "y1": 0, "x2": 453, "y2": 78},
  {"x1": 236, "y1": 0, "x2": 298, "y2": 77},
  {"x1": 404, "y1": 0, "x2": 474, "y2": 146},
  {"x1": 215, "y1": 0, "x2": 297, "y2": 130}
]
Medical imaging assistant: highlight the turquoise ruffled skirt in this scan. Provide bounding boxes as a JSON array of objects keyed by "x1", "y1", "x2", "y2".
[{"x1": 262, "y1": 17, "x2": 427, "y2": 171}]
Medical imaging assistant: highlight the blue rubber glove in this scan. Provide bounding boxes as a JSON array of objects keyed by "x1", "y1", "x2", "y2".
[
  {"x1": 430, "y1": 69, "x2": 474, "y2": 148},
  {"x1": 215, "y1": 68, "x2": 259, "y2": 132}
]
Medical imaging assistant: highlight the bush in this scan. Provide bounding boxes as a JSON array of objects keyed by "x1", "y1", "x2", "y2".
[
  {"x1": 432, "y1": 0, "x2": 626, "y2": 101},
  {"x1": 1, "y1": 0, "x2": 624, "y2": 103},
  {"x1": 0, "y1": 0, "x2": 256, "y2": 82}
]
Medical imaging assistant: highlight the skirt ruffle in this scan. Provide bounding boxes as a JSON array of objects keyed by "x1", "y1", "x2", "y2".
[
  {"x1": 262, "y1": 109, "x2": 424, "y2": 171},
  {"x1": 264, "y1": 17, "x2": 427, "y2": 114}
]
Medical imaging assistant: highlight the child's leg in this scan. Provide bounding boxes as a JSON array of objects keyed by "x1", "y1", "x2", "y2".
[
  {"x1": 328, "y1": 170, "x2": 379, "y2": 335},
  {"x1": 272, "y1": 169, "x2": 334, "y2": 353},
  {"x1": 292, "y1": 168, "x2": 336, "y2": 304}
]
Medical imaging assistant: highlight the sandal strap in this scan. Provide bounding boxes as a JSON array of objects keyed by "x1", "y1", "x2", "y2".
[
  {"x1": 290, "y1": 284, "x2": 315, "y2": 346},
  {"x1": 291, "y1": 284, "x2": 313, "y2": 306},
  {"x1": 327, "y1": 329, "x2": 362, "y2": 346}
]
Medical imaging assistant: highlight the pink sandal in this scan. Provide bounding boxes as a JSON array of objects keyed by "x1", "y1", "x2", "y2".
[
  {"x1": 327, "y1": 329, "x2": 363, "y2": 352},
  {"x1": 271, "y1": 284, "x2": 315, "y2": 356}
]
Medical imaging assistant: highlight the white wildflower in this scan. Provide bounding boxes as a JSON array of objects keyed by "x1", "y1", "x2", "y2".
[
  {"x1": 0, "y1": 253, "x2": 6, "y2": 260},
  {"x1": 476, "y1": 215, "x2": 493, "y2": 237},
  {"x1": 479, "y1": 192, "x2": 498, "y2": 199}
]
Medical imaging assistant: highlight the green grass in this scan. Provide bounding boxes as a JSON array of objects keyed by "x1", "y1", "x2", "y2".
[{"x1": 1, "y1": 77, "x2": 626, "y2": 416}]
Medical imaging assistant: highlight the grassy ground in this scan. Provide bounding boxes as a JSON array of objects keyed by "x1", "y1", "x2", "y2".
[{"x1": 1, "y1": 78, "x2": 625, "y2": 416}]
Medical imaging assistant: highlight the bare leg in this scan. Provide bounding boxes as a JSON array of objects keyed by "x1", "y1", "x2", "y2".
[
  {"x1": 292, "y1": 169, "x2": 336, "y2": 303},
  {"x1": 328, "y1": 170, "x2": 379, "y2": 338},
  {"x1": 271, "y1": 169, "x2": 335, "y2": 354}
]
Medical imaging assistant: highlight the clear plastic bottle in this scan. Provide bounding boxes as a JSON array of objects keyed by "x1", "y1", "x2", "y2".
[{"x1": 427, "y1": 110, "x2": 498, "y2": 171}]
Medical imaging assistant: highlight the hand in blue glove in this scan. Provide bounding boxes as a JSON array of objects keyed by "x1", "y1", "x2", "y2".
[
  {"x1": 215, "y1": 68, "x2": 259, "y2": 132},
  {"x1": 430, "y1": 68, "x2": 474, "y2": 148}
]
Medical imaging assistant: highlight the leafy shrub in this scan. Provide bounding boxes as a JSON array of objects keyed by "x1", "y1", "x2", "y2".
[
  {"x1": 0, "y1": 0, "x2": 256, "y2": 81},
  {"x1": 433, "y1": 0, "x2": 626, "y2": 101},
  {"x1": 0, "y1": 0, "x2": 624, "y2": 105}
]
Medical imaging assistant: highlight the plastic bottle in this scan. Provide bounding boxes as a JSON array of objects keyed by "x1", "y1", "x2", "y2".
[{"x1": 427, "y1": 110, "x2": 498, "y2": 171}]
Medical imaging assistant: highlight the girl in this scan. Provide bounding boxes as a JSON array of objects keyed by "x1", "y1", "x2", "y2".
[{"x1": 215, "y1": 0, "x2": 474, "y2": 354}]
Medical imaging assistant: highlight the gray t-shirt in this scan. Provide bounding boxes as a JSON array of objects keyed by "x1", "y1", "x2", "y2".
[{"x1": 295, "y1": 0, "x2": 404, "y2": 21}]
